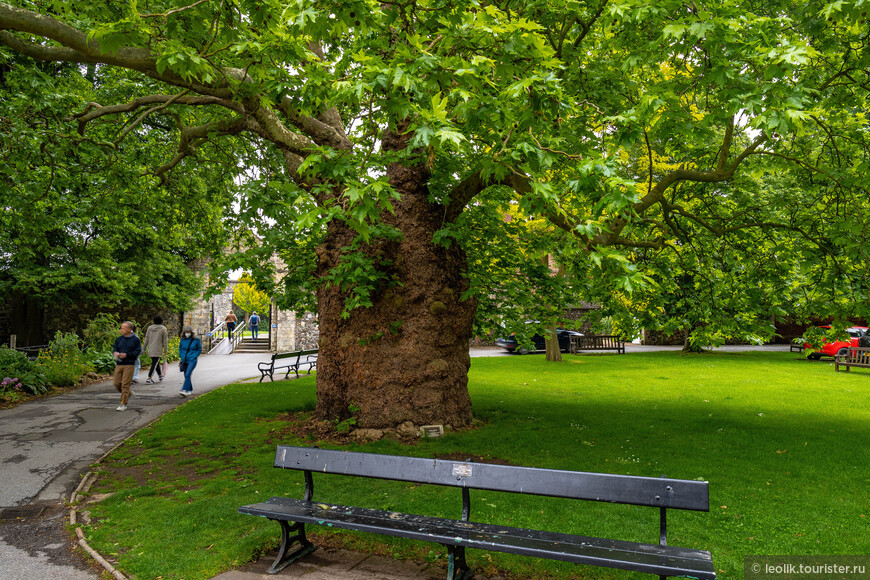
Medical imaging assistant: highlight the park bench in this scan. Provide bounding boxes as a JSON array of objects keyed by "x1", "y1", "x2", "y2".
[
  {"x1": 238, "y1": 445, "x2": 715, "y2": 579},
  {"x1": 835, "y1": 347, "x2": 870, "y2": 372},
  {"x1": 570, "y1": 334, "x2": 626, "y2": 354},
  {"x1": 787, "y1": 337, "x2": 805, "y2": 352},
  {"x1": 257, "y1": 349, "x2": 318, "y2": 382}
]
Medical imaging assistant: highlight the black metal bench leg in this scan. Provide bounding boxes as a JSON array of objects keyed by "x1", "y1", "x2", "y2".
[
  {"x1": 266, "y1": 520, "x2": 316, "y2": 575},
  {"x1": 445, "y1": 545, "x2": 473, "y2": 580}
]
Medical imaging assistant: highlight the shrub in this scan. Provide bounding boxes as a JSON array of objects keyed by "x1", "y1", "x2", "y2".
[
  {"x1": 36, "y1": 331, "x2": 91, "y2": 387},
  {"x1": 164, "y1": 337, "x2": 182, "y2": 363},
  {"x1": 0, "y1": 347, "x2": 49, "y2": 394},
  {"x1": 89, "y1": 351, "x2": 117, "y2": 374},
  {"x1": 82, "y1": 314, "x2": 121, "y2": 352},
  {"x1": 1, "y1": 377, "x2": 23, "y2": 395}
]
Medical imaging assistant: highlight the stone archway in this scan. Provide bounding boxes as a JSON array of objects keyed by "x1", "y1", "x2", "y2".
[{"x1": 183, "y1": 257, "x2": 319, "y2": 354}]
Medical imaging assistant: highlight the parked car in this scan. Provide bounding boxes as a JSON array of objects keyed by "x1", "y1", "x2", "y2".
[
  {"x1": 804, "y1": 326, "x2": 868, "y2": 360},
  {"x1": 495, "y1": 327, "x2": 584, "y2": 354}
]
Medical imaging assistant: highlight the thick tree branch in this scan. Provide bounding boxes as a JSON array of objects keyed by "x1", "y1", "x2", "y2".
[
  {"x1": 67, "y1": 94, "x2": 243, "y2": 134},
  {"x1": 444, "y1": 170, "x2": 532, "y2": 222},
  {"x1": 149, "y1": 116, "x2": 248, "y2": 184},
  {"x1": 276, "y1": 98, "x2": 351, "y2": 150},
  {"x1": 0, "y1": 3, "x2": 156, "y2": 71},
  {"x1": 1, "y1": 3, "x2": 349, "y2": 151}
]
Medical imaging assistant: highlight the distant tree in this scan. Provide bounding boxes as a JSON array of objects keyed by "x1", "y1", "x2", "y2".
[
  {"x1": 233, "y1": 274, "x2": 270, "y2": 319},
  {"x1": 0, "y1": 55, "x2": 235, "y2": 344}
]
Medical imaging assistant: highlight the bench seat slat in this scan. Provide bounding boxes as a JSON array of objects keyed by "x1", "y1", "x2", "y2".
[
  {"x1": 275, "y1": 446, "x2": 709, "y2": 511},
  {"x1": 239, "y1": 497, "x2": 715, "y2": 579}
]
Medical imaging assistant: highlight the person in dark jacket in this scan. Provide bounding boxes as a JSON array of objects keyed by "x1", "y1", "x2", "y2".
[
  {"x1": 249, "y1": 311, "x2": 260, "y2": 340},
  {"x1": 112, "y1": 321, "x2": 141, "y2": 411},
  {"x1": 178, "y1": 325, "x2": 202, "y2": 397}
]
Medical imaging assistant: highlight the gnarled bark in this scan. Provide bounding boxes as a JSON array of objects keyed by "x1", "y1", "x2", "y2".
[{"x1": 314, "y1": 130, "x2": 476, "y2": 430}]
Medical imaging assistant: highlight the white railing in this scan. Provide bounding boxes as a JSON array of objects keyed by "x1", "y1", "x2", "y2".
[
  {"x1": 230, "y1": 318, "x2": 250, "y2": 353},
  {"x1": 207, "y1": 321, "x2": 229, "y2": 354}
]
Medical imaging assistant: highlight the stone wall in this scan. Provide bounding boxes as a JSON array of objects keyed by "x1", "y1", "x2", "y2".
[
  {"x1": 295, "y1": 312, "x2": 319, "y2": 350},
  {"x1": 641, "y1": 328, "x2": 687, "y2": 346},
  {"x1": 562, "y1": 306, "x2": 601, "y2": 334},
  {"x1": 272, "y1": 303, "x2": 296, "y2": 352}
]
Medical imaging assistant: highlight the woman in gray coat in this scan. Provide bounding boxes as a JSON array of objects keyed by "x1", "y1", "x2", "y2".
[{"x1": 143, "y1": 315, "x2": 169, "y2": 383}]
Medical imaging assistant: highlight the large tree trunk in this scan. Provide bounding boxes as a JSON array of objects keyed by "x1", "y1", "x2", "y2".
[{"x1": 313, "y1": 131, "x2": 476, "y2": 431}]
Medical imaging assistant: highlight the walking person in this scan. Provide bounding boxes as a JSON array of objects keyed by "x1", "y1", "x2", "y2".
[
  {"x1": 144, "y1": 315, "x2": 169, "y2": 383},
  {"x1": 112, "y1": 321, "x2": 141, "y2": 411},
  {"x1": 178, "y1": 326, "x2": 202, "y2": 397},
  {"x1": 225, "y1": 310, "x2": 237, "y2": 337},
  {"x1": 249, "y1": 311, "x2": 260, "y2": 341}
]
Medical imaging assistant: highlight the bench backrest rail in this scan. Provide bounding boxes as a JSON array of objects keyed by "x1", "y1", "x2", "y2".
[
  {"x1": 273, "y1": 349, "x2": 319, "y2": 363},
  {"x1": 846, "y1": 347, "x2": 870, "y2": 363},
  {"x1": 274, "y1": 446, "x2": 708, "y2": 511},
  {"x1": 572, "y1": 335, "x2": 625, "y2": 350}
]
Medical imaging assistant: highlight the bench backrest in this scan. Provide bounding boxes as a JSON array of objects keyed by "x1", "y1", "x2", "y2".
[
  {"x1": 576, "y1": 335, "x2": 624, "y2": 348},
  {"x1": 274, "y1": 446, "x2": 708, "y2": 511},
  {"x1": 273, "y1": 349, "x2": 318, "y2": 362},
  {"x1": 847, "y1": 347, "x2": 870, "y2": 362}
]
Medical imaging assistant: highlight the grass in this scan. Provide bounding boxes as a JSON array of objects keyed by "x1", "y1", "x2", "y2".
[{"x1": 81, "y1": 351, "x2": 870, "y2": 579}]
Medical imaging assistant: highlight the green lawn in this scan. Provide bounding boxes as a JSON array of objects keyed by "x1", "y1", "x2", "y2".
[{"x1": 81, "y1": 351, "x2": 870, "y2": 579}]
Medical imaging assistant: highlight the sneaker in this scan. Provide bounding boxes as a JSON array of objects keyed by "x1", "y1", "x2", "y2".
[
  {"x1": 145, "y1": 378, "x2": 153, "y2": 384},
  {"x1": 116, "y1": 404, "x2": 127, "y2": 411},
  {"x1": 158, "y1": 375, "x2": 164, "y2": 382},
  {"x1": 179, "y1": 390, "x2": 188, "y2": 397},
  {"x1": 131, "y1": 379, "x2": 139, "y2": 384}
]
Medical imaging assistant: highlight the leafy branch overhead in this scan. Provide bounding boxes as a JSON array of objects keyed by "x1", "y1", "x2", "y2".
[{"x1": 2, "y1": 0, "x2": 869, "y2": 334}]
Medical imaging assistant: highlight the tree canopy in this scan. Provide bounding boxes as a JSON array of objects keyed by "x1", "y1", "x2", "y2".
[
  {"x1": 0, "y1": 54, "x2": 238, "y2": 343},
  {"x1": 2, "y1": 0, "x2": 869, "y2": 424}
]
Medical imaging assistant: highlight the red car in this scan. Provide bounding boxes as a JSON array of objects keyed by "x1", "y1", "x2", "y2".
[{"x1": 805, "y1": 326, "x2": 868, "y2": 360}]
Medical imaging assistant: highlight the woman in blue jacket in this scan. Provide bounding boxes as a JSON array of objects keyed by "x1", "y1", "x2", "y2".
[{"x1": 178, "y1": 325, "x2": 202, "y2": 397}]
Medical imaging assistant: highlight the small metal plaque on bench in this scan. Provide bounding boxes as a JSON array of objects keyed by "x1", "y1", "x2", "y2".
[{"x1": 452, "y1": 463, "x2": 473, "y2": 478}]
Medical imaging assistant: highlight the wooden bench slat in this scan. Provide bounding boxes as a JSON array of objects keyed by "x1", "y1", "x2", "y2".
[
  {"x1": 569, "y1": 335, "x2": 626, "y2": 354},
  {"x1": 239, "y1": 497, "x2": 716, "y2": 579},
  {"x1": 275, "y1": 446, "x2": 709, "y2": 511},
  {"x1": 835, "y1": 347, "x2": 870, "y2": 372}
]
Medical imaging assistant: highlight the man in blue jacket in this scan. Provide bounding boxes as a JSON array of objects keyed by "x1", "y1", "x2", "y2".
[{"x1": 112, "y1": 321, "x2": 141, "y2": 411}]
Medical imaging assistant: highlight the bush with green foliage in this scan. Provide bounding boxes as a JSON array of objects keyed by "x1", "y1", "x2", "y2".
[
  {"x1": 83, "y1": 314, "x2": 121, "y2": 352},
  {"x1": 90, "y1": 352, "x2": 117, "y2": 374},
  {"x1": 0, "y1": 347, "x2": 49, "y2": 395},
  {"x1": 36, "y1": 331, "x2": 91, "y2": 387}
]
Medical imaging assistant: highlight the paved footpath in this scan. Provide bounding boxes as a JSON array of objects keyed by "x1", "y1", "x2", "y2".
[
  {"x1": 0, "y1": 344, "x2": 791, "y2": 580},
  {"x1": 0, "y1": 352, "x2": 269, "y2": 580}
]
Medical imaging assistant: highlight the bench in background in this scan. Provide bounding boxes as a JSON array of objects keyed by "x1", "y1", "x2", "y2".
[
  {"x1": 570, "y1": 334, "x2": 626, "y2": 354},
  {"x1": 257, "y1": 349, "x2": 318, "y2": 382},
  {"x1": 239, "y1": 445, "x2": 715, "y2": 579},
  {"x1": 835, "y1": 347, "x2": 870, "y2": 372}
]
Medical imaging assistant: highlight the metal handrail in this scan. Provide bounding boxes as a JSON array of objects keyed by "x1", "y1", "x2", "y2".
[
  {"x1": 229, "y1": 318, "x2": 249, "y2": 353},
  {"x1": 207, "y1": 321, "x2": 229, "y2": 354}
]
